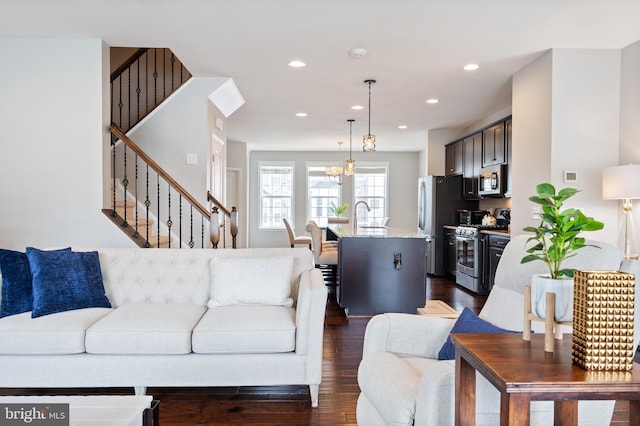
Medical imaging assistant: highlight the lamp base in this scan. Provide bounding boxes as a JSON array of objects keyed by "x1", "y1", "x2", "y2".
[{"x1": 622, "y1": 200, "x2": 639, "y2": 259}]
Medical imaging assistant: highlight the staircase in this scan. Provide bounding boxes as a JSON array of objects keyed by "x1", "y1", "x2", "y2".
[{"x1": 105, "y1": 48, "x2": 238, "y2": 249}]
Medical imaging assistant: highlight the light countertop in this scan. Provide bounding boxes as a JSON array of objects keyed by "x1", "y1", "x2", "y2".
[{"x1": 327, "y1": 224, "x2": 425, "y2": 238}]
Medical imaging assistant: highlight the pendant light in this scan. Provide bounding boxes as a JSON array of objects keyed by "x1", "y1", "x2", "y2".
[
  {"x1": 345, "y1": 119, "x2": 355, "y2": 176},
  {"x1": 362, "y1": 79, "x2": 376, "y2": 152},
  {"x1": 326, "y1": 120, "x2": 356, "y2": 185}
]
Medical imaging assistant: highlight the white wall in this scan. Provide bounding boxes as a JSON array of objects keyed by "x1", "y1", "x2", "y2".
[
  {"x1": 0, "y1": 38, "x2": 132, "y2": 250},
  {"x1": 619, "y1": 40, "x2": 640, "y2": 251},
  {"x1": 511, "y1": 48, "x2": 621, "y2": 246},
  {"x1": 248, "y1": 151, "x2": 420, "y2": 248}
]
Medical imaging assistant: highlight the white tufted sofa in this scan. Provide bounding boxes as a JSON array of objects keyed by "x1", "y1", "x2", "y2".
[{"x1": 0, "y1": 247, "x2": 327, "y2": 407}]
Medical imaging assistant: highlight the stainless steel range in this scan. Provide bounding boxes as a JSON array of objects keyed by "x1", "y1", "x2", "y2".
[{"x1": 455, "y1": 222, "x2": 508, "y2": 295}]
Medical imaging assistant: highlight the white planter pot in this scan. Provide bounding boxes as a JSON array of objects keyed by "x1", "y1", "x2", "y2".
[{"x1": 530, "y1": 274, "x2": 574, "y2": 322}]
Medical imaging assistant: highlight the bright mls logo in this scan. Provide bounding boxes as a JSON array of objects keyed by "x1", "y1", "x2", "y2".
[{"x1": 0, "y1": 404, "x2": 69, "y2": 425}]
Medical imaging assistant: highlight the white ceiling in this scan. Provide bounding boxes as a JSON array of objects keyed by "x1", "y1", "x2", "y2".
[{"x1": 3, "y1": 0, "x2": 640, "y2": 152}]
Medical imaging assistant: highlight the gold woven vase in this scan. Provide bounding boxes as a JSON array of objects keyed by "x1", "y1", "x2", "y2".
[{"x1": 572, "y1": 270, "x2": 635, "y2": 370}]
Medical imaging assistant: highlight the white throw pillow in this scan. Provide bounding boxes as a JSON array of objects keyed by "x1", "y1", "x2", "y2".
[{"x1": 208, "y1": 256, "x2": 294, "y2": 307}]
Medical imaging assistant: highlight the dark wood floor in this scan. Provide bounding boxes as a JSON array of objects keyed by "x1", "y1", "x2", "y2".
[{"x1": 0, "y1": 275, "x2": 633, "y2": 424}]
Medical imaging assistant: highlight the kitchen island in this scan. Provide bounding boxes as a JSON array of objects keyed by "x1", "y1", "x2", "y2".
[{"x1": 327, "y1": 225, "x2": 427, "y2": 316}]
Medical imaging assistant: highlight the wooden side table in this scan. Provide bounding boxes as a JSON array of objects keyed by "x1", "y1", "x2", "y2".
[{"x1": 452, "y1": 333, "x2": 640, "y2": 425}]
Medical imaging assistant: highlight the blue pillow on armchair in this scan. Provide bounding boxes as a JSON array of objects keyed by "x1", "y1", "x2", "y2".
[
  {"x1": 437, "y1": 307, "x2": 516, "y2": 360},
  {"x1": 0, "y1": 247, "x2": 70, "y2": 317},
  {"x1": 26, "y1": 248, "x2": 111, "y2": 318}
]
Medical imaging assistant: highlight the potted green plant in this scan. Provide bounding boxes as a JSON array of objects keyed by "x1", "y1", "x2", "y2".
[
  {"x1": 521, "y1": 183, "x2": 604, "y2": 321},
  {"x1": 330, "y1": 202, "x2": 348, "y2": 217}
]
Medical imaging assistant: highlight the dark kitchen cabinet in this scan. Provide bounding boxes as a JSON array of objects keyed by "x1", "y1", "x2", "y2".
[
  {"x1": 486, "y1": 234, "x2": 510, "y2": 290},
  {"x1": 462, "y1": 132, "x2": 482, "y2": 199},
  {"x1": 445, "y1": 140, "x2": 463, "y2": 176},
  {"x1": 445, "y1": 228, "x2": 457, "y2": 276},
  {"x1": 482, "y1": 122, "x2": 506, "y2": 167}
]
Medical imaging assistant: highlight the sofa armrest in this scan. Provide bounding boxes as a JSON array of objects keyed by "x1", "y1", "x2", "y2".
[
  {"x1": 295, "y1": 268, "x2": 327, "y2": 358},
  {"x1": 363, "y1": 313, "x2": 455, "y2": 358}
]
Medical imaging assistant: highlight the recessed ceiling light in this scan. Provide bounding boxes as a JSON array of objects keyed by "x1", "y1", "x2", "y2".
[
  {"x1": 288, "y1": 60, "x2": 306, "y2": 68},
  {"x1": 295, "y1": 112, "x2": 308, "y2": 117},
  {"x1": 464, "y1": 63, "x2": 479, "y2": 71},
  {"x1": 349, "y1": 48, "x2": 368, "y2": 58},
  {"x1": 398, "y1": 125, "x2": 408, "y2": 129},
  {"x1": 351, "y1": 105, "x2": 364, "y2": 110},
  {"x1": 426, "y1": 98, "x2": 439, "y2": 104}
]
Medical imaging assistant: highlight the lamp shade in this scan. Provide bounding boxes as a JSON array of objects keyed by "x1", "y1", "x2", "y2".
[{"x1": 602, "y1": 164, "x2": 640, "y2": 200}]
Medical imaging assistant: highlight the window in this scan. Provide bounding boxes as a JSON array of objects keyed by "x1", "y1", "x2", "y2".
[
  {"x1": 307, "y1": 164, "x2": 340, "y2": 227},
  {"x1": 354, "y1": 163, "x2": 388, "y2": 225},
  {"x1": 259, "y1": 162, "x2": 294, "y2": 229}
]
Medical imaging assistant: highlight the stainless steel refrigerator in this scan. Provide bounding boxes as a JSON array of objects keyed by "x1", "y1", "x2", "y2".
[{"x1": 418, "y1": 175, "x2": 477, "y2": 275}]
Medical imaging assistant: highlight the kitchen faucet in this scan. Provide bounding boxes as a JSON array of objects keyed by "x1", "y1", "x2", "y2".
[{"x1": 353, "y1": 200, "x2": 371, "y2": 230}]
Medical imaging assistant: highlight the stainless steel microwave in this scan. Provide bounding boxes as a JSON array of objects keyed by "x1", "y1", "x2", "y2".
[{"x1": 478, "y1": 164, "x2": 506, "y2": 196}]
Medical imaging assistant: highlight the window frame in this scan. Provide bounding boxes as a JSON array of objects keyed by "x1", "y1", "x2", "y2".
[
  {"x1": 352, "y1": 161, "x2": 389, "y2": 225},
  {"x1": 258, "y1": 161, "x2": 295, "y2": 230}
]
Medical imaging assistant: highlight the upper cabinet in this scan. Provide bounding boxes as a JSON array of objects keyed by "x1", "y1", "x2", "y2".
[
  {"x1": 482, "y1": 122, "x2": 506, "y2": 167},
  {"x1": 462, "y1": 132, "x2": 482, "y2": 199},
  {"x1": 445, "y1": 140, "x2": 463, "y2": 176}
]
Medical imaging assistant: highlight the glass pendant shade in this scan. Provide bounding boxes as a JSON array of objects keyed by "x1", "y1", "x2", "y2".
[{"x1": 362, "y1": 134, "x2": 376, "y2": 152}]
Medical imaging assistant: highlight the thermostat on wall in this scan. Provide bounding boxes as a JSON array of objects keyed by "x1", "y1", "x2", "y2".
[{"x1": 564, "y1": 170, "x2": 577, "y2": 183}]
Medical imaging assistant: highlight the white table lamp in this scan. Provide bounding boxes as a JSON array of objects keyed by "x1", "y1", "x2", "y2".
[{"x1": 602, "y1": 164, "x2": 640, "y2": 259}]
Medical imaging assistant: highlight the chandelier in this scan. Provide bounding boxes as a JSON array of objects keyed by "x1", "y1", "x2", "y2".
[
  {"x1": 326, "y1": 119, "x2": 356, "y2": 185},
  {"x1": 363, "y1": 79, "x2": 376, "y2": 152}
]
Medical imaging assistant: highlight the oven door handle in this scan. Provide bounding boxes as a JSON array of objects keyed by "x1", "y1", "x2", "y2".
[{"x1": 455, "y1": 236, "x2": 476, "y2": 243}]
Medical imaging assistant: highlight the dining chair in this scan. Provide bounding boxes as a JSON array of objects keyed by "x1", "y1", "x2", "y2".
[{"x1": 282, "y1": 218, "x2": 312, "y2": 249}]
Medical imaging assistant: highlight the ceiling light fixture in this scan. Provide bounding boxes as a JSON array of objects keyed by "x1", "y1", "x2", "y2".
[
  {"x1": 349, "y1": 48, "x2": 368, "y2": 58},
  {"x1": 464, "y1": 63, "x2": 479, "y2": 71},
  {"x1": 398, "y1": 125, "x2": 408, "y2": 129},
  {"x1": 288, "y1": 60, "x2": 306, "y2": 68},
  {"x1": 426, "y1": 98, "x2": 439, "y2": 104},
  {"x1": 295, "y1": 112, "x2": 308, "y2": 117},
  {"x1": 326, "y1": 120, "x2": 356, "y2": 185},
  {"x1": 362, "y1": 79, "x2": 376, "y2": 152},
  {"x1": 351, "y1": 105, "x2": 364, "y2": 110}
]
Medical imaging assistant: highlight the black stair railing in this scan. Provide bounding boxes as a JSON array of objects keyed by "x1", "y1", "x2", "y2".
[
  {"x1": 111, "y1": 48, "x2": 192, "y2": 139},
  {"x1": 106, "y1": 125, "x2": 210, "y2": 248},
  {"x1": 106, "y1": 125, "x2": 238, "y2": 249}
]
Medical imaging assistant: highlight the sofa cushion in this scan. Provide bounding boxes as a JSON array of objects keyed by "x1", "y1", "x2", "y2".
[
  {"x1": 0, "y1": 307, "x2": 112, "y2": 354},
  {"x1": 26, "y1": 248, "x2": 111, "y2": 318},
  {"x1": 0, "y1": 248, "x2": 70, "y2": 318},
  {"x1": 208, "y1": 256, "x2": 293, "y2": 307},
  {"x1": 192, "y1": 305, "x2": 296, "y2": 354},
  {"x1": 85, "y1": 304, "x2": 206, "y2": 355},
  {"x1": 437, "y1": 307, "x2": 516, "y2": 360}
]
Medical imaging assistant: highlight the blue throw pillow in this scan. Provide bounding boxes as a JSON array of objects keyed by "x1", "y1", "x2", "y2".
[
  {"x1": 26, "y1": 248, "x2": 111, "y2": 318},
  {"x1": 437, "y1": 307, "x2": 516, "y2": 360},
  {"x1": 0, "y1": 248, "x2": 71, "y2": 317}
]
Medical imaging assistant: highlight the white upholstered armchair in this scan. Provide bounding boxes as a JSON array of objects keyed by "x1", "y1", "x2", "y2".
[{"x1": 356, "y1": 235, "x2": 640, "y2": 425}]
